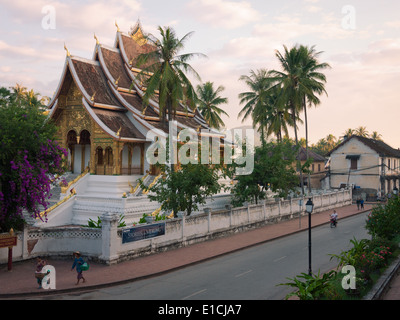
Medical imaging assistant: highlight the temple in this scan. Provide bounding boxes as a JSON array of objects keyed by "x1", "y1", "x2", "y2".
[{"x1": 47, "y1": 21, "x2": 224, "y2": 177}]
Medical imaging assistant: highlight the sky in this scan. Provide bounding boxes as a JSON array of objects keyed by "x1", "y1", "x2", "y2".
[{"x1": 0, "y1": 0, "x2": 399, "y2": 148}]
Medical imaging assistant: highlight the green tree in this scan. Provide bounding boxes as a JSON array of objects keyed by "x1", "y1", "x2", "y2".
[
  {"x1": 136, "y1": 26, "x2": 205, "y2": 127},
  {"x1": 371, "y1": 131, "x2": 383, "y2": 141},
  {"x1": 355, "y1": 126, "x2": 369, "y2": 137},
  {"x1": 269, "y1": 45, "x2": 330, "y2": 194},
  {"x1": 238, "y1": 69, "x2": 271, "y2": 145},
  {"x1": 231, "y1": 141, "x2": 299, "y2": 206},
  {"x1": 0, "y1": 86, "x2": 67, "y2": 231},
  {"x1": 195, "y1": 81, "x2": 229, "y2": 130},
  {"x1": 343, "y1": 128, "x2": 354, "y2": 137},
  {"x1": 238, "y1": 69, "x2": 296, "y2": 145},
  {"x1": 143, "y1": 163, "x2": 222, "y2": 216},
  {"x1": 325, "y1": 134, "x2": 337, "y2": 150},
  {"x1": 254, "y1": 85, "x2": 294, "y2": 143},
  {"x1": 365, "y1": 196, "x2": 400, "y2": 240}
]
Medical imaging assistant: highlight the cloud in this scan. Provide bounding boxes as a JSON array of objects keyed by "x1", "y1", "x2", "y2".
[
  {"x1": 385, "y1": 20, "x2": 400, "y2": 28},
  {"x1": 186, "y1": 0, "x2": 261, "y2": 29},
  {"x1": 2, "y1": 0, "x2": 142, "y2": 33}
]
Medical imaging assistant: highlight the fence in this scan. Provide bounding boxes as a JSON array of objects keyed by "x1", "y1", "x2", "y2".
[{"x1": 0, "y1": 189, "x2": 352, "y2": 265}]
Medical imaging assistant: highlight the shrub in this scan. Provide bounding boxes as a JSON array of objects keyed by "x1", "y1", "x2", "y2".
[
  {"x1": 329, "y1": 237, "x2": 369, "y2": 269},
  {"x1": 366, "y1": 196, "x2": 400, "y2": 240},
  {"x1": 279, "y1": 270, "x2": 337, "y2": 300}
]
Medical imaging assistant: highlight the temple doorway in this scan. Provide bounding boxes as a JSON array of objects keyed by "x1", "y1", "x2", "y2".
[{"x1": 67, "y1": 129, "x2": 91, "y2": 173}]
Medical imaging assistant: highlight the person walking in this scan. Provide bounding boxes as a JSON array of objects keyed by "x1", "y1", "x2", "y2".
[
  {"x1": 360, "y1": 198, "x2": 364, "y2": 209},
  {"x1": 71, "y1": 251, "x2": 86, "y2": 285},
  {"x1": 35, "y1": 257, "x2": 46, "y2": 289}
]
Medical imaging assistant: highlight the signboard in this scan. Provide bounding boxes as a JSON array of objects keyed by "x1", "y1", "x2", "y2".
[
  {"x1": 0, "y1": 234, "x2": 17, "y2": 249},
  {"x1": 0, "y1": 229, "x2": 17, "y2": 271},
  {"x1": 122, "y1": 222, "x2": 166, "y2": 244}
]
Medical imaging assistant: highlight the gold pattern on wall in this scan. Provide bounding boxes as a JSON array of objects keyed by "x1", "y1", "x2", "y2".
[
  {"x1": 66, "y1": 82, "x2": 82, "y2": 104},
  {"x1": 131, "y1": 27, "x2": 147, "y2": 46}
]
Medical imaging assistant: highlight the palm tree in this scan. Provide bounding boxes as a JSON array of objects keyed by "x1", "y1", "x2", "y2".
[
  {"x1": 371, "y1": 131, "x2": 383, "y2": 141},
  {"x1": 269, "y1": 44, "x2": 330, "y2": 194},
  {"x1": 343, "y1": 128, "x2": 354, "y2": 138},
  {"x1": 325, "y1": 134, "x2": 337, "y2": 150},
  {"x1": 136, "y1": 26, "x2": 205, "y2": 128},
  {"x1": 195, "y1": 81, "x2": 228, "y2": 130},
  {"x1": 298, "y1": 45, "x2": 330, "y2": 191},
  {"x1": 11, "y1": 83, "x2": 27, "y2": 103},
  {"x1": 238, "y1": 69, "x2": 271, "y2": 145},
  {"x1": 254, "y1": 85, "x2": 295, "y2": 143},
  {"x1": 355, "y1": 126, "x2": 369, "y2": 137}
]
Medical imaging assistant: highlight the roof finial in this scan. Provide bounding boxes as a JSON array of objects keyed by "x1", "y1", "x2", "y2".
[
  {"x1": 64, "y1": 43, "x2": 70, "y2": 57},
  {"x1": 116, "y1": 126, "x2": 122, "y2": 137},
  {"x1": 91, "y1": 91, "x2": 96, "y2": 101},
  {"x1": 114, "y1": 76, "x2": 120, "y2": 86},
  {"x1": 115, "y1": 20, "x2": 120, "y2": 32},
  {"x1": 94, "y1": 33, "x2": 99, "y2": 45}
]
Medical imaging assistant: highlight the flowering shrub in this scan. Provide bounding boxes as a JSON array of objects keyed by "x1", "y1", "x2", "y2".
[
  {"x1": 366, "y1": 196, "x2": 400, "y2": 240},
  {"x1": 0, "y1": 87, "x2": 67, "y2": 231},
  {"x1": 0, "y1": 140, "x2": 67, "y2": 228}
]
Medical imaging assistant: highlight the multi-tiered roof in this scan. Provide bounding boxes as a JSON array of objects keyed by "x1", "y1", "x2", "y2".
[{"x1": 47, "y1": 21, "x2": 222, "y2": 142}]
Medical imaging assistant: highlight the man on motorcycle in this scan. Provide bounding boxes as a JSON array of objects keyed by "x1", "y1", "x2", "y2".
[{"x1": 329, "y1": 210, "x2": 338, "y2": 227}]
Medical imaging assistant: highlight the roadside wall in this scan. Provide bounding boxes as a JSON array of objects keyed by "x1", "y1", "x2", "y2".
[{"x1": 0, "y1": 189, "x2": 352, "y2": 265}]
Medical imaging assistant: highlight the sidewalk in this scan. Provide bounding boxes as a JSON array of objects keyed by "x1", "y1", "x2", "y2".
[{"x1": 0, "y1": 203, "x2": 376, "y2": 299}]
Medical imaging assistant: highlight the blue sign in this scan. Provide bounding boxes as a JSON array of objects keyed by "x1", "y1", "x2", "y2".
[{"x1": 122, "y1": 222, "x2": 166, "y2": 244}]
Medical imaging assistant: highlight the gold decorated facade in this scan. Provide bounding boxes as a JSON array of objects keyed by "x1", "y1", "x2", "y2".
[{"x1": 47, "y1": 21, "x2": 224, "y2": 176}]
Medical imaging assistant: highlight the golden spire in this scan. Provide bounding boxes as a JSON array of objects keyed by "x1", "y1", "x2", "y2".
[
  {"x1": 64, "y1": 43, "x2": 70, "y2": 57},
  {"x1": 94, "y1": 33, "x2": 99, "y2": 45},
  {"x1": 115, "y1": 21, "x2": 120, "y2": 32}
]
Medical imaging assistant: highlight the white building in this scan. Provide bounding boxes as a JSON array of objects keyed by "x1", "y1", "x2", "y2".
[{"x1": 324, "y1": 135, "x2": 400, "y2": 197}]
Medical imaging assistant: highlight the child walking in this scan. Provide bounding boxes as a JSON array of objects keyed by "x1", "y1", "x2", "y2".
[{"x1": 71, "y1": 251, "x2": 86, "y2": 285}]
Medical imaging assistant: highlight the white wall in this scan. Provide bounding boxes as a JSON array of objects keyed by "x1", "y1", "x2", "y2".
[{"x1": 0, "y1": 190, "x2": 352, "y2": 265}]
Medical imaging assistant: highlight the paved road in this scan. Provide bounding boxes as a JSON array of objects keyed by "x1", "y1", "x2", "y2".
[{"x1": 34, "y1": 211, "x2": 370, "y2": 300}]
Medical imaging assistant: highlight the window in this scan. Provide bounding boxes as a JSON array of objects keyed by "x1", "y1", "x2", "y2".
[
  {"x1": 350, "y1": 158, "x2": 358, "y2": 170},
  {"x1": 346, "y1": 154, "x2": 360, "y2": 170}
]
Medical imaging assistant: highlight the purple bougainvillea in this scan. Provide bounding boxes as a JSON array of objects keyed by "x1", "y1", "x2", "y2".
[{"x1": 0, "y1": 140, "x2": 67, "y2": 228}]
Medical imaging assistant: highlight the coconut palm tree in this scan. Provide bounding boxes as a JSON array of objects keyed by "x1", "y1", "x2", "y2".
[
  {"x1": 136, "y1": 26, "x2": 206, "y2": 128},
  {"x1": 269, "y1": 44, "x2": 330, "y2": 194},
  {"x1": 325, "y1": 134, "x2": 337, "y2": 150},
  {"x1": 355, "y1": 126, "x2": 369, "y2": 137},
  {"x1": 371, "y1": 131, "x2": 383, "y2": 141},
  {"x1": 343, "y1": 128, "x2": 354, "y2": 138},
  {"x1": 298, "y1": 45, "x2": 330, "y2": 190},
  {"x1": 195, "y1": 81, "x2": 228, "y2": 130},
  {"x1": 11, "y1": 83, "x2": 27, "y2": 103},
  {"x1": 238, "y1": 69, "x2": 271, "y2": 145},
  {"x1": 253, "y1": 85, "x2": 295, "y2": 143}
]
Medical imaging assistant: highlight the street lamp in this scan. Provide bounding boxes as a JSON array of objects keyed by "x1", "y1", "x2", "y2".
[
  {"x1": 305, "y1": 198, "x2": 314, "y2": 275},
  {"x1": 393, "y1": 186, "x2": 398, "y2": 196}
]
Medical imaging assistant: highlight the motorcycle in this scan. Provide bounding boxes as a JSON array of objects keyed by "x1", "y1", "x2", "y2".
[{"x1": 330, "y1": 217, "x2": 337, "y2": 228}]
